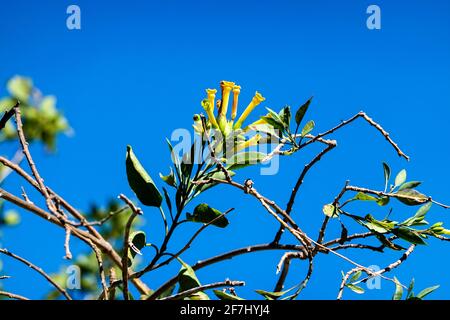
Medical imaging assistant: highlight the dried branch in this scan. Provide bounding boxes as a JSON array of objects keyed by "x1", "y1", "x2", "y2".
[
  {"x1": 337, "y1": 267, "x2": 361, "y2": 300},
  {"x1": 87, "y1": 239, "x2": 109, "y2": 300},
  {"x1": 0, "y1": 290, "x2": 29, "y2": 300},
  {"x1": 64, "y1": 227, "x2": 72, "y2": 260},
  {"x1": 300, "y1": 111, "x2": 409, "y2": 160},
  {"x1": 274, "y1": 251, "x2": 305, "y2": 292},
  {"x1": 273, "y1": 140, "x2": 337, "y2": 243},
  {"x1": 0, "y1": 248, "x2": 72, "y2": 300}
]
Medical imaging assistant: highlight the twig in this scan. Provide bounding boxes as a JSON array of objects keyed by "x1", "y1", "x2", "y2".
[
  {"x1": 329, "y1": 243, "x2": 384, "y2": 252},
  {"x1": 274, "y1": 251, "x2": 305, "y2": 292},
  {"x1": 314, "y1": 181, "x2": 350, "y2": 254},
  {"x1": 300, "y1": 111, "x2": 409, "y2": 160},
  {"x1": 273, "y1": 141, "x2": 336, "y2": 243},
  {"x1": 159, "y1": 279, "x2": 245, "y2": 300},
  {"x1": 0, "y1": 290, "x2": 29, "y2": 300},
  {"x1": 289, "y1": 257, "x2": 314, "y2": 299},
  {"x1": 337, "y1": 267, "x2": 361, "y2": 300},
  {"x1": 64, "y1": 227, "x2": 72, "y2": 260},
  {"x1": 14, "y1": 106, "x2": 58, "y2": 215},
  {"x1": 87, "y1": 239, "x2": 109, "y2": 300},
  {"x1": 346, "y1": 185, "x2": 448, "y2": 209},
  {"x1": 118, "y1": 194, "x2": 143, "y2": 300},
  {"x1": 0, "y1": 248, "x2": 72, "y2": 300},
  {"x1": 140, "y1": 208, "x2": 235, "y2": 273}
]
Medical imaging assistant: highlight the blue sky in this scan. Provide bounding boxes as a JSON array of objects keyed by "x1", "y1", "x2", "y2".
[{"x1": 0, "y1": 0, "x2": 449, "y2": 299}]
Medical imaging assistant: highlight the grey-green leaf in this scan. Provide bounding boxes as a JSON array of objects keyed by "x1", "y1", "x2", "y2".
[
  {"x1": 126, "y1": 146, "x2": 162, "y2": 207},
  {"x1": 395, "y1": 189, "x2": 428, "y2": 206},
  {"x1": 394, "y1": 169, "x2": 407, "y2": 188},
  {"x1": 213, "y1": 290, "x2": 244, "y2": 300},
  {"x1": 160, "y1": 167, "x2": 177, "y2": 187},
  {"x1": 354, "y1": 192, "x2": 378, "y2": 202},
  {"x1": 255, "y1": 289, "x2": 288, "y2": 300},
  {"x1": 346, "y1": 283, "x2": 365, "y2": 294},
  {"x1": 300, "y1": 120, "x2": 315, "y2": 137},
  {"x1": 227, "y1": 152, "x2": 266, "y2": 170},
  {"x1": 186, "y1": 203, "x2": 229, "y2": 228},
  {"x1": 382, "y1": 162, "x2": 391, "y2": 191},
  {"x1": 416, "y1": 285, "x2": 439, "y2": 300},
  {"x1": 392, "y1": 277, "x2": 403, "y2": 300},
  {"x1": 398, "y1": 181, "x2": 422, "y2": 192},
  {"x1": 392, "y1": 227, "x2": 426, "y2": 245}
]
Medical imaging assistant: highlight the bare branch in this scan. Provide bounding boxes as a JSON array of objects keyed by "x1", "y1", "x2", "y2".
[
  {"x1": 0, "y1": 248, "x2": 72, "y2": 300},
  {"x1": 273, "y1": 141, "x2": 336, "y2": 243},
  {"x1": 300, "y1": 111, "x2": 409, "y2": 160},
  {"x1": 0, "y1": 290, "x2": 29, "y2": 300}
]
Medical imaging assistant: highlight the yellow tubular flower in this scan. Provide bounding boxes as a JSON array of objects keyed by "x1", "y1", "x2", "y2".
[
  {"x1": 234, "y1": 91, "x2": 266, "y2": 129},
  {"x1": 231, "y1": 85, "x2": 241, "y2": 120},
  {"x1": 235, "y1": 134, "x2": 262, "y2": 153},
  {"x1": 204, "y1": 89, "x2": 219, "y2": 128},
  {"x1": 219, "y1": 81, "x2": 235, "y2": 118}
]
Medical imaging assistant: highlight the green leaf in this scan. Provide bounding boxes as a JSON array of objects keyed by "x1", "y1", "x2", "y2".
[
  {"x1": 350, "y1": 270, "x2": 362, "y2": 282},
  {"x1": 278, "y1": 106, "x2": 291, "y2": 128},
  {"x1": 7, "y1": 76, "x2": 32, "y2": 103},
  {"x1": 375, "y1": 234, "x2": 404, "y2": 250},
  {"x1": 392, "y1": 227, "x2": 426, "y2": 245},
  {"x1": 322, "y1": 204, "x2": 338, "y2": 218},
  {"x1": 363, "y1": 214, "x2": 396, "y2": 234},
  {"x1": 346, "y1": 283, "x2": 365, "y2": 294},
  {"x1": 261, "y1": 116, "x2": 285, "y2": 131},
  {"x1": 398, "y1": 181, "x2": 422, "y2": 192},
  {"x1": 159, "y1": 168, "x2": 177, "y2": 187},
  {"x1": 295, "y1": 97, "x2": 313, "y2": 127},
  {"x1": 186, "y1": 203, "x2": 229, "y2": 228},
  {"x1": 382, "y1": 162, "x2": 391, "y2": 191},
  {"x1": 227, "y1": 152, "x2": 266, "y2": 170},
  {"x1": 162, "y1": 187, "x2": 172, "y2": 215},
  {"x1": 392, "y1": 277, "x2": 403, "y2": 300},
  {"x1": 401, "y1": 202, "x2": 432, "y2": 227},
  {"x1": 406, "y1": 278, "x2": 415, "y2": 299},
  {"x1": 416, "y1": 285, "x2": 439, "y2": 300},
  {"x1": 181, "y1": 143, "x2": 196, "y2": 180},
  {"x1": 354, "y1": 192, "x2": 379, "y2": 202},
  {"x1": 394, "y1": 169, "x2": 407, "y2": 188},
  {"x1": 255, "y1": 289, "x2": 288, "y2": 300},
  {"x1": 395, "y1": 189, "x2": 428, "y2": 206},
  {"x1": 126, "y1": 145, "x2": 162, "y2": 207},
  {"x1": 376, "y1": 196, "x2": 390, "y2": 206},
  {"x1": 157, "y1": 285, "x2": 175, "y2": 299},
  {"x1": 127, "y1": 231, "x2": 146, "y2": 267},
  {"x1": 213, "y1": 290, "x2": 244, "y2": 300},
  {"x1": 300, "y1": 120, "x2": 315, "y2": 137},
  {"x1": 177, "y1": 259, "x2": 209, "y2": 300},
  {"x1": 194, "y1": 170, "x2": 236, "y2": 195}
]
